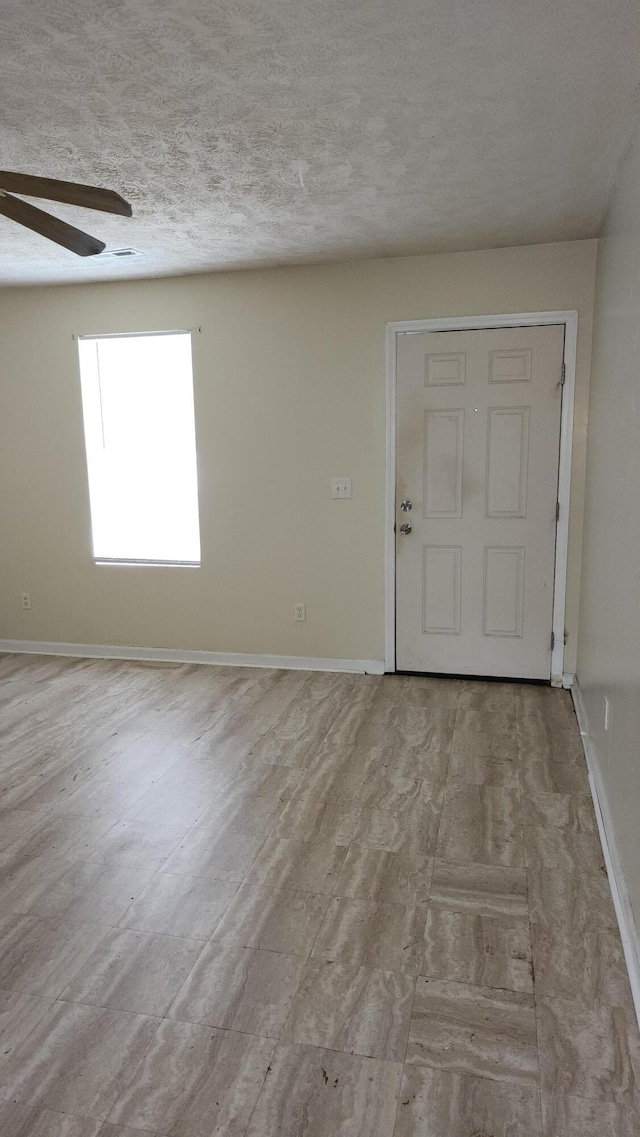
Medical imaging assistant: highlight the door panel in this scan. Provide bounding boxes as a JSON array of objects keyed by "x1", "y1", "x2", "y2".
[
  {"x1": 485, "y1": 407, "x2": 529, "y2": 518},
  {"x1": 424, "y1": 409, "x2": 464, "y2": 517},
  {"x1": 395, "y1": 324, "x2": 564, "y2": 679},
  {"x1": 483, "y1": 546, "x2": 525, "y2": 638},
  {"x1": 423, "y1": 545, "x2": 462, "y2": 635}
]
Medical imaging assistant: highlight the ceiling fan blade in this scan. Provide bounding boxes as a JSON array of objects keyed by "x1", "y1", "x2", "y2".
[
  {"x1": 0, "y1": 172, "x2": 132, "y2": 216},
  {"x1": 0, "y1": 193, "x2": 105, "y2": 256}
]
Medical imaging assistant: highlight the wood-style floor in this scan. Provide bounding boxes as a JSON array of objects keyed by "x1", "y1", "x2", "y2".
[{"x1": 0, "y1": 654, "x2": 638, "y2": 1137}]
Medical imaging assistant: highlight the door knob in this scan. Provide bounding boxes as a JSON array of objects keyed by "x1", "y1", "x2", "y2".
[
  {"x1": 400, "y1": 523, "x2": 412, "y2": 535},
  {"x1": 400, "y1": 499, "x2": 412, "y2": 512}
]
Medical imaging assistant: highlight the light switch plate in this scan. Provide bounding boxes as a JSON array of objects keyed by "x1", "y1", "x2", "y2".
[{"x1": 331, "y1": 477, "x2": 352, "y2": 499}]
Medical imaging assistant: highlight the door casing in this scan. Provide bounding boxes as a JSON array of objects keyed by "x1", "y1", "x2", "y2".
[{"x1": 385, "y1": 310, "x2": 578, "y2": 686}]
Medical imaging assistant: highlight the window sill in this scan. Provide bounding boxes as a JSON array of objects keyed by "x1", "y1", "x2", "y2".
[{"x1": 93, "y1": 558, "x2": 201, "y2": 568}]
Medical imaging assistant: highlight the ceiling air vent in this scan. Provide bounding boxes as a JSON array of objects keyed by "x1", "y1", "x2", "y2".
[{"x1": 101, "y1": 247, "x2": 143, "y2": 259}]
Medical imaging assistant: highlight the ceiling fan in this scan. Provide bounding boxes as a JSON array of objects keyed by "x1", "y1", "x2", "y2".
[{"x1": 0, "y1": 171, "x2": 132, "y2": 257}]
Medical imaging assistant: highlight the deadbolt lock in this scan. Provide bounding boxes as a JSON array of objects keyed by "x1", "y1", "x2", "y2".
[{"x1": 400, "y1": 499, "x2": 412, "y2": 512}]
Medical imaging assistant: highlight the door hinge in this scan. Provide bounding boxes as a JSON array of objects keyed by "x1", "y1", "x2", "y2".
[
  {"x1": 551, "y1": 629, "x2": 568, "y2": 652},
  {"x1": 561, "y1": 361, "x2": 566, "y2": 384},
  {"x1": 555, "y1": 501, "x2": 560, "y2": 521}
]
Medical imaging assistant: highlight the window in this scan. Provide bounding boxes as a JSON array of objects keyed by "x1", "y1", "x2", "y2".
[{"x1": 78, "y1": 331, "x2": 201, "y2": 565}]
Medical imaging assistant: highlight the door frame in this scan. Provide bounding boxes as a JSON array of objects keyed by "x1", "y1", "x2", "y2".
[{"x1": 385, "y1": 309, "x2": 578, "y2": 685}]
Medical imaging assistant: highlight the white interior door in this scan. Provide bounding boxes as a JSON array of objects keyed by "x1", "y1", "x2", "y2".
[{"x1": 395, "y1": 324, "x2": 565, "y2": 679}]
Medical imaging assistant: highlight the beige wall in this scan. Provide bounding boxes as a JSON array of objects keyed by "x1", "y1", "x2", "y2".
[
  {"x1": 577, "y1": 124, "x2": 640, "y2": 930},
  {"x1": 0, "y1": 239, "x2": 596, "y2": 665}
]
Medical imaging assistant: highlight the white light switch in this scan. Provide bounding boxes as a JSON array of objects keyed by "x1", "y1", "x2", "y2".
[{"x1": 331, "y1": 478, "x2": 352, "y2": 499}]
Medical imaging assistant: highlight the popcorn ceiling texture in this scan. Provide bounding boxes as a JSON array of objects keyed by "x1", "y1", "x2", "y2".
[{"x1": 0, "y1": 0, "x2": 638, "y2": 286}]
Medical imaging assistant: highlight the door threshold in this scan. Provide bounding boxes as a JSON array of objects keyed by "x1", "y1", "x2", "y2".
[{"x1": 394, "y1": 670, "x2": 550, "y2": 685}]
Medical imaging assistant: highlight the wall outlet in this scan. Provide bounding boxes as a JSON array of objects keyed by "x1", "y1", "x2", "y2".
[
  {"x1": 331, "y1": 477, "x2": 352, "y2": 499},
  {"x1": 604, "y1": 696, "x2": 610, "y2": 731},
  {"x1": 294, "y1": 602, "x2": 306, "y2": 622},
  {"x1": 21, "y1": 592, "x2": 32, "y2": 610}
]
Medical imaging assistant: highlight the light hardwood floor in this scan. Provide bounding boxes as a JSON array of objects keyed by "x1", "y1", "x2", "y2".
[{"x1": 0, "y1": 653, "x2": 638, "y2": 1136}]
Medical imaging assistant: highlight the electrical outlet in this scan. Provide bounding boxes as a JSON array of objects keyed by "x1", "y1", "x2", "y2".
[
  {"x1": 21, "y1": 592, "x2": 32, "y2": 610},
  {"x1": 604, "y1": 696, "x2": 610, "y2": 732},
  {"x1": 294, "y1": 602, "x2": 306, "y2": 622},
  {"x1": 331, "y1": 478, "x2": 352, "y2": 499}
]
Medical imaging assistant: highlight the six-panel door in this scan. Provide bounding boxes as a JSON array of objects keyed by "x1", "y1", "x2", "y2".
[{"x1": 395, "y1": 324, "x2": 565, "y2": 679}]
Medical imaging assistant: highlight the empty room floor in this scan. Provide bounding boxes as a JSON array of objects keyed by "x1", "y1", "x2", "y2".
[{"x1": 0, "y1": 655, "x2": 638, "y2": 1137}]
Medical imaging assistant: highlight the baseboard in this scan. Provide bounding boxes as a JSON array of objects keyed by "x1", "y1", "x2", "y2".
[
  {"x1": 572, "y1": 679, "x2": 640, "y2": 1027},
  {"x1": 562, "y1": 672, "x2": 575, "y2": 689},
  {"x1": 0, "y1": 639, "x2": 386, "y2": 676}
]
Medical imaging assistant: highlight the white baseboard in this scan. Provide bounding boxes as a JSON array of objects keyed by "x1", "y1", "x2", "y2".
[
  {"x1": 0, "y1": 639, "x2": 386, "y2": 676},
  {"x1": 562, "y1": 672, "x2": 575, "y2": 689},
  {"x1": 572, "y1": 679, "x2": 640, "y2": 1027}
]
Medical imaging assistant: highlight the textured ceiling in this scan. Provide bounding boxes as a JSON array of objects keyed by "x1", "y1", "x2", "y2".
[{"x1": 0, "y1": 0, "x2": 639, "y2": 286}]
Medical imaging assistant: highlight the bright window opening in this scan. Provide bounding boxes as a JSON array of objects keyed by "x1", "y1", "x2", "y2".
[{"x1": 78, "y1": 331, "x2": 201, "y2": 565}]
